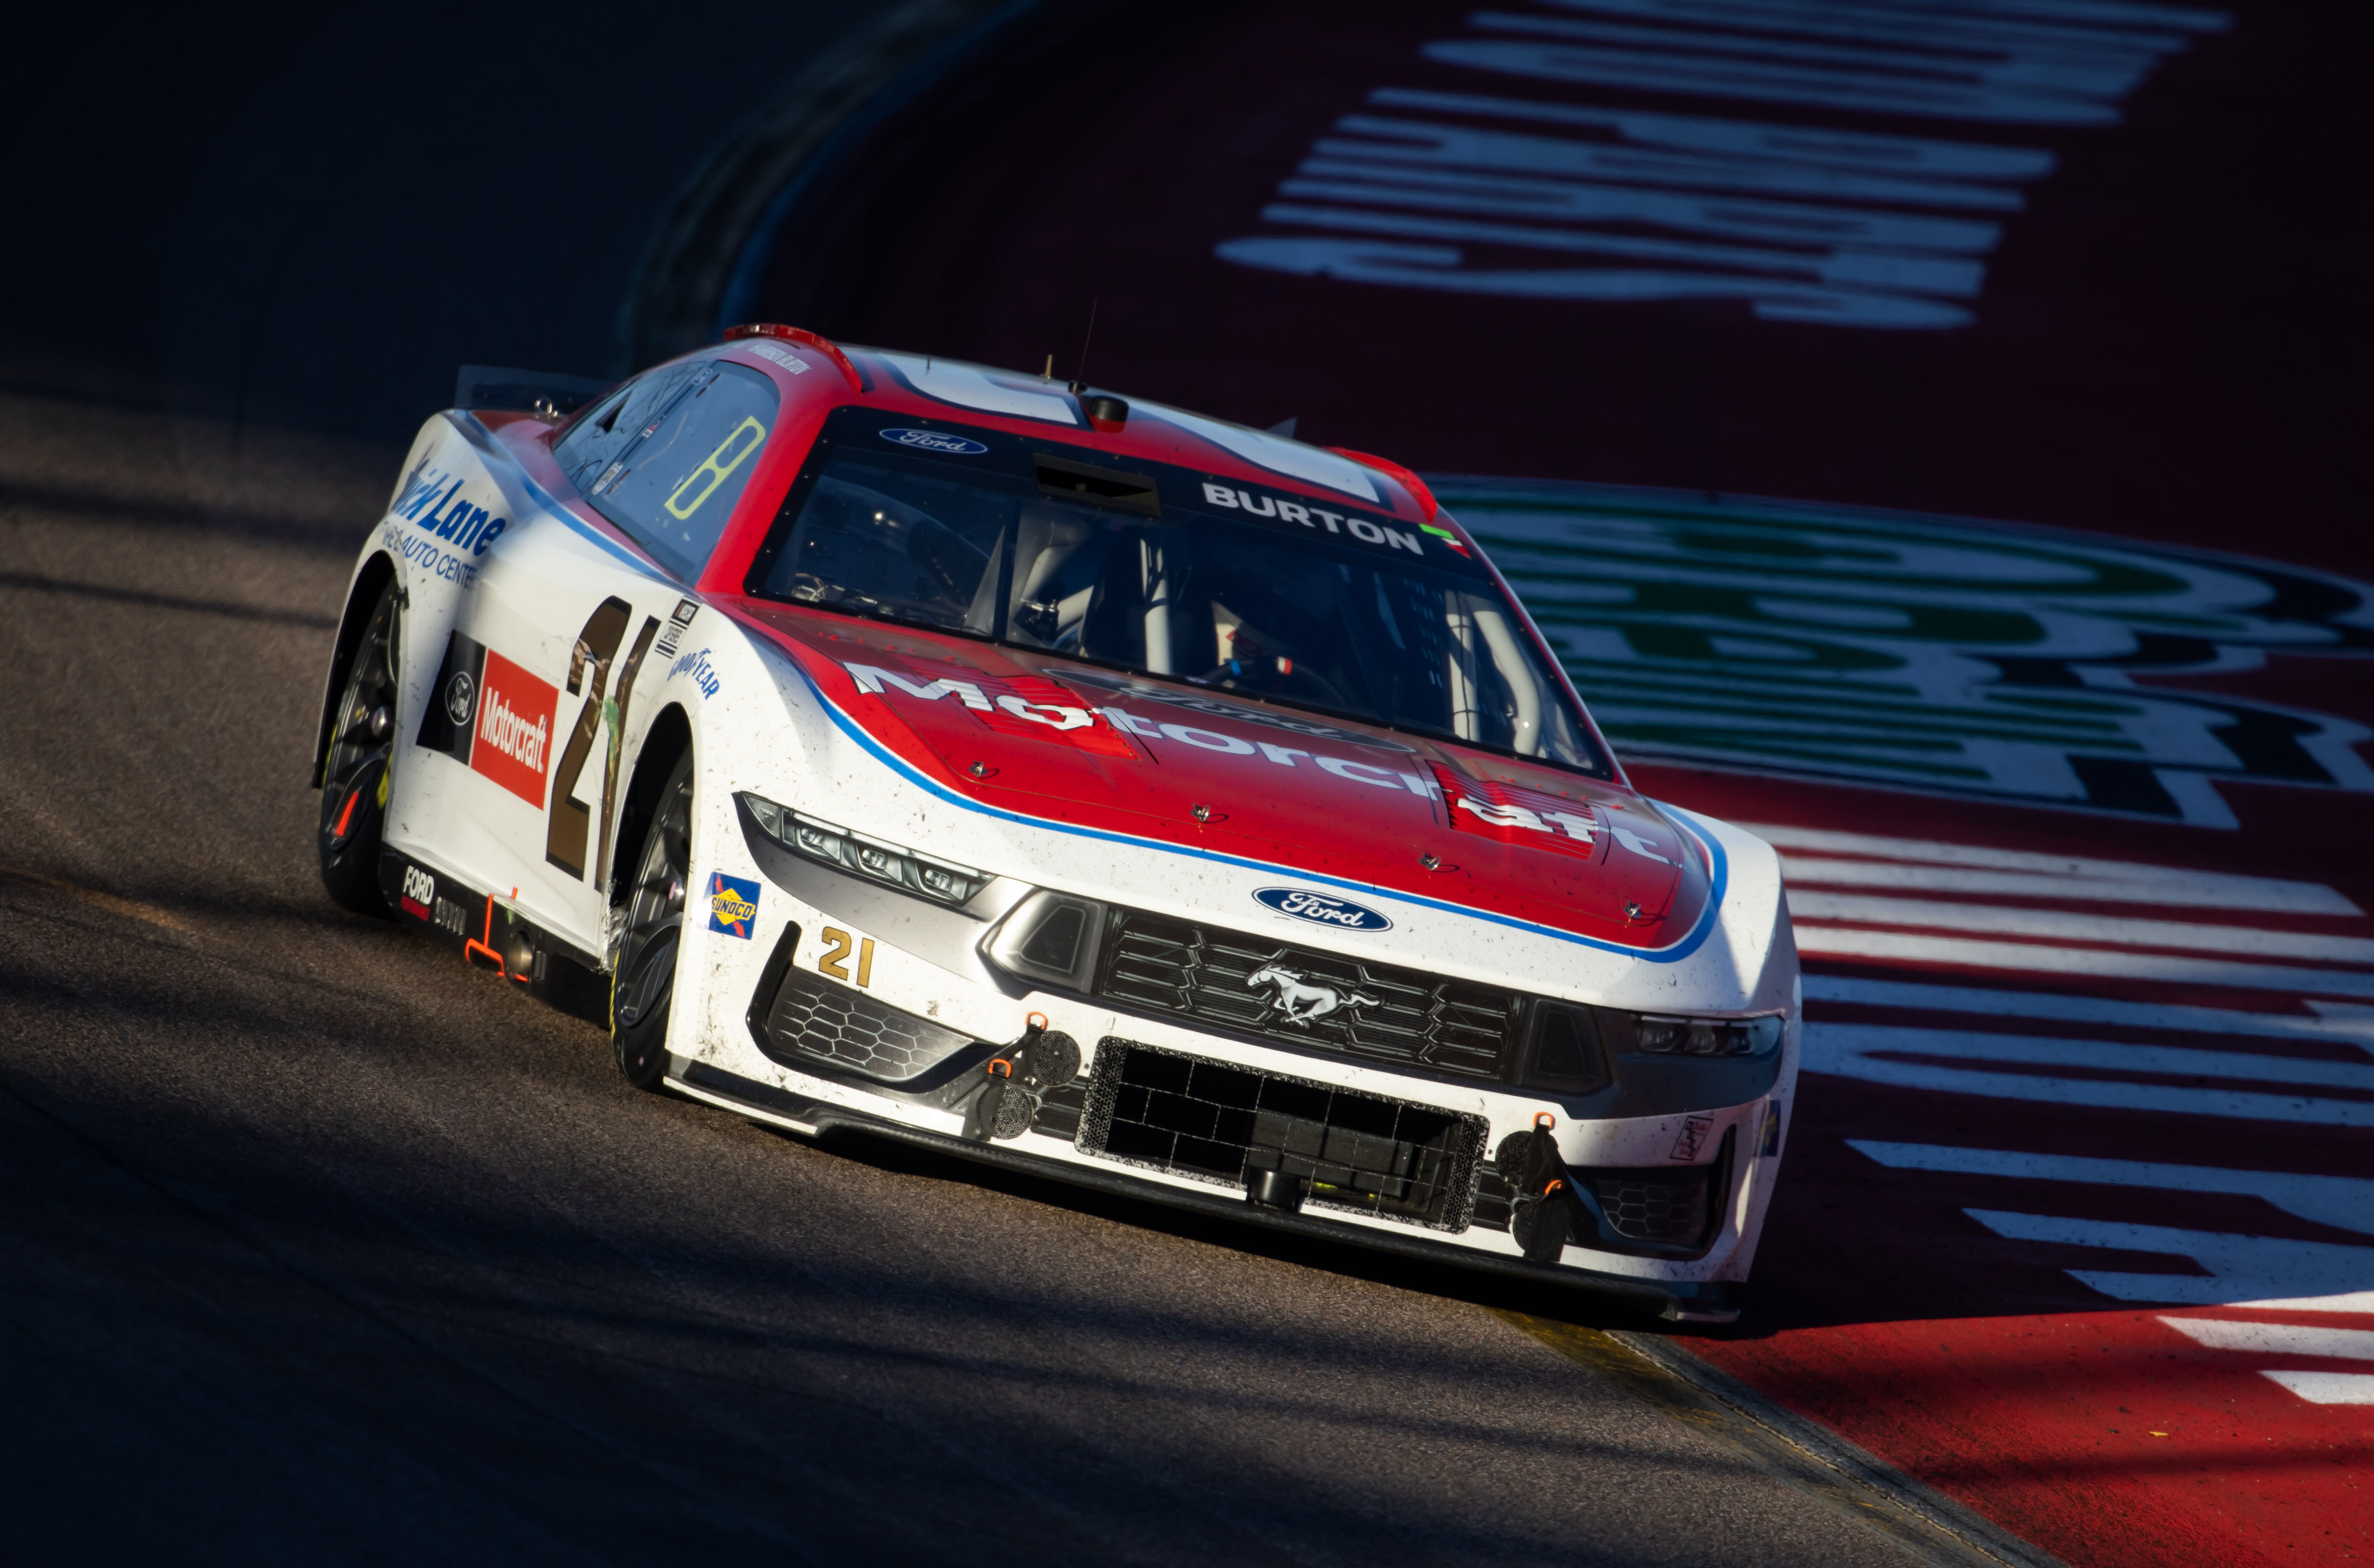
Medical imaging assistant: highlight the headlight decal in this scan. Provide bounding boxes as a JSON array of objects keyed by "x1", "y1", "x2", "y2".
[{"x1": 738, "y1": 792, "x2": 990, "y2": 907}]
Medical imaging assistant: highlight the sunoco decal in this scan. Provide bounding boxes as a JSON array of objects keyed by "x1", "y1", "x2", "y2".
[
  {"x1": 707, "y1": 873, "x2": 759, "y2": 938},
  {"x1": 1254, "y1": 887, "x2": 1392, "y2": 932}
]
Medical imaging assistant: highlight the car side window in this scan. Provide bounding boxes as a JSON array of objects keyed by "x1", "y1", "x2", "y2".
[{"x1": 551, "y1": 360, "x2": 780, "y2": 579}]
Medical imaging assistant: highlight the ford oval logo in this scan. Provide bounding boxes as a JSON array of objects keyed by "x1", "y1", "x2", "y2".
[
  {"x1": 879, "y1": 427, "x2": 988, "y2": 455},
  {"x1": 1254, "y1": 887, "x2": 1393, "y2": 932}
]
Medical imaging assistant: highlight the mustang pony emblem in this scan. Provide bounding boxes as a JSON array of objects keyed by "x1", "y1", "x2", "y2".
[{"x1": 1247, "y1": 964, "x2": 1381, "y2": 1026}]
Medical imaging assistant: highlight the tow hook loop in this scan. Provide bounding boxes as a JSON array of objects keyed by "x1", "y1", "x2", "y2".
[
  {"x1": 1503, "y1": 1119, "x2": 1578, "y2": 1264},
  {"x1": 959, "y1": 1023, "x2": 1082, "y2": 1142}
]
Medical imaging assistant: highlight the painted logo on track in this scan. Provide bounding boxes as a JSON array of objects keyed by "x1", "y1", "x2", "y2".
[
  {"x1": 879, "y1": 427, "x2": 989, "y2": 456},
  {"x1": 707, "y1": 872, "x2": 760, "y2": 938},
  {"x1": 1447, "y1": 479, "x2": 2374, "y2": 826},
  {"x1": 1254, "y1": 887, "x2": 1393, "y2": 931}
]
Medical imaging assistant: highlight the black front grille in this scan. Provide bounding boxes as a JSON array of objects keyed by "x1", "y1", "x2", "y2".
[
  {"x1": 1591, "y1": 1168, "x2": 1714, "y2": 1244},
  {"x1": 1077, "y1": 1039, "x2": 1485, "y2": 1231},
  {"x1": 1097, "y1": 910, "x2": 1516, "y2": 1080},
  {"x1": 757, "y1": 967, "x2": 978, "y2": 1085},
  {"x1": 1471, "y1": 1159, "x2": 1721, "y2": 1253}
]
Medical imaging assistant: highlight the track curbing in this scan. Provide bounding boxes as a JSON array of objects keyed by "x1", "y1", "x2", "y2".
[{"x1": 1500, "y1": 1311, "x2": 2069, "y2": 1568}]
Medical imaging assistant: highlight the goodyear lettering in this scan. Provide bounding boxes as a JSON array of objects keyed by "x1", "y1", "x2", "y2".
[
  {"x1": 1199, "y1": 482, "x2": 1421, "y2": 554},
  {"x1": 667, "y1": 646, "x2": 722, "y2": 700}
]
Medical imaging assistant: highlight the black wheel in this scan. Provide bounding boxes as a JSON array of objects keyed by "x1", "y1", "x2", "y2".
[
  {"x1": 319, "y1": 581, "x2": 400, "y2": 916},
  {"x1": 612, "y1": 750, "x2": 693, "y2": 1089}
]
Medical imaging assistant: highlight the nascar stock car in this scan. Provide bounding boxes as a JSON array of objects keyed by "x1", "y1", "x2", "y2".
[{"x1": 313, "y1": 325, "x2": 1798, "y2": 1321}]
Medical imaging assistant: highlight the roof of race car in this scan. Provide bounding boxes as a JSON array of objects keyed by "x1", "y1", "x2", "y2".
[{"x1": 717, "y1": 324, "x2": 1446, "y2": 527}]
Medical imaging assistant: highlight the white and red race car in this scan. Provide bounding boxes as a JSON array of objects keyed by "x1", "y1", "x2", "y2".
[{"x1": 314, "y1": 326, "x2": 1798, "y2": 1320}]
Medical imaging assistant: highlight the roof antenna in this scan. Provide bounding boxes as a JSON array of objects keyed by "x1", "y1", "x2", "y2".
[
  {"x1": 1043, "y1": 354, "x2": 1053, "y2": 382},
  {"x1": 1074, "y1": 298, "x2": 1100, "y2": 388}
]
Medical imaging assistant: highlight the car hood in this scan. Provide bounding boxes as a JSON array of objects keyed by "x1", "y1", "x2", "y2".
[{"x1": 725, "y1": 600, "x2": 1712, "y2": 948}]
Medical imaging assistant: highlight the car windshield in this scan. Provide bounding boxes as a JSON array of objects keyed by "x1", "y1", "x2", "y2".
[{"x1": 751, "y1": 407, "x2": 1607, "y2": 774}]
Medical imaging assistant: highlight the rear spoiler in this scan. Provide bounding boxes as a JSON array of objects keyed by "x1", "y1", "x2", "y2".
[{"x1": 453, "y1": 365, "x2": 615, "y2": 420}]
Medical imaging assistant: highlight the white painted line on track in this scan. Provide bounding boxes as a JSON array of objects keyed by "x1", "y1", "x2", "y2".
[
  {"x1": 1791, "y1": 927, "x2": 2374, "y2": 996},
  {"x1": 2259, "y1": 1371, "x2": 2374, "y2": 1404},
  {"x1": 1776, "y1": 855, "x2": 2361, "y2": 914},
  {"x1": 1787, "y1": 891, "x2": 2374, "y2": 964},
  {"x1": 1804, "y1": 977, "x2": 2374, "y2": 1047},
  {"x1": 1743, "y1": 824, "x2": 2360, "y2": 915},
  {"x1": 1846, "y1": 1142, "x2": 2374, "y2": 1234},
  {"x1": 2156, "y1": 1318, "x2": 2374, "y2": 1360},
  {"x1": 1964, "y1": 1211, "x2": 2374, "y2": 1310},
  {"x1": 2157, "y1": 1318, "x2": 2374, "y2": 1406},
  {"x1": 1804, "y1": 1026, "x2": 2374, "y2": 1123},
  {"x1": 1811, "y1": 1024, "x2": 2374, "y2": 1093}
]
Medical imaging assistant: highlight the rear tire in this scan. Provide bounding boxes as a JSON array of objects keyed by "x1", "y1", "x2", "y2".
[
  {"x1": 319, "y1": 581, "x2": 400, "y2": 917},
  {"x1": 612, "y1": 750, "x2": 693, "y2": 1090}
]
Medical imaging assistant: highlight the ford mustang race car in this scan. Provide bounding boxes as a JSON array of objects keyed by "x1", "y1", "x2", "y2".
[{"x1": 314, "y1": 325, "x2": 1799, "y2": 1321}]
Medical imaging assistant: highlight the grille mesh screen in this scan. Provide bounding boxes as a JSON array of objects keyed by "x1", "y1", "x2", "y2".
[
  {"x1": 1078, "y1": 1038, "x2": 1485, "y2": 1231},
  {"x1": 757, "y1": 967, "x2": 976, "y2": 1084}
]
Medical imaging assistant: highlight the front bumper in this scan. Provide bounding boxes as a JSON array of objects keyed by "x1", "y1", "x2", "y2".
[
  {"x1": 693, "y1": 796, "x2": 1794, "y2": 1324},
  {"x1": 665, "y1": 1054, "x2": 1749, "y2": 1322}
]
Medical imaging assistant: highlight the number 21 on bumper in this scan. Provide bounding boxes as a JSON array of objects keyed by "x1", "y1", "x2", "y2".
[{"x1": 819, "y1": 927, "x2": 874, "y2": 987}]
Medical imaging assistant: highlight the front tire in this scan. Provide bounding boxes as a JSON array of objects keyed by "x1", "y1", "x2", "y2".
[
  {"x1": 612, "y1": 750, "x2": 693, "y2": 1090},
  {"x1": 319, "y1": 581, "x2": 400, "y2": 916}
]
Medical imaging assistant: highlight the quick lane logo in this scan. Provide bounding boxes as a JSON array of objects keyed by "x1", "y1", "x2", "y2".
[
  {"x1": 415, "y1": 632, "x2": 560, "y2": 806},
  {"x1": 390, "y1": 464, "x2": 510, "y2": 555},
  {"x1": 707, "y1": 873, "x2": 759, "y2": 939}
]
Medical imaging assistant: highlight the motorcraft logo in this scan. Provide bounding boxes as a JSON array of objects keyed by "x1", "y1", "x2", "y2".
[
  {"x1": 707, "y1": 873, "x2": 759, "y2": 939},
  {"x1": 414, "y1": 631, "x2": 560, "y2": 807},
  {"x1": 878, "y1": 427, "x2": 989, "y2": 456},
  {"x1": 1254, "y1": 887, "x2": 1393, "y2": 932}
]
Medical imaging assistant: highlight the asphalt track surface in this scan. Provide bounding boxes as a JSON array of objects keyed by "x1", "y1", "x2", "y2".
[{"x1": 0, "y1": 8, "x2": 1932, "y2": 1567}]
